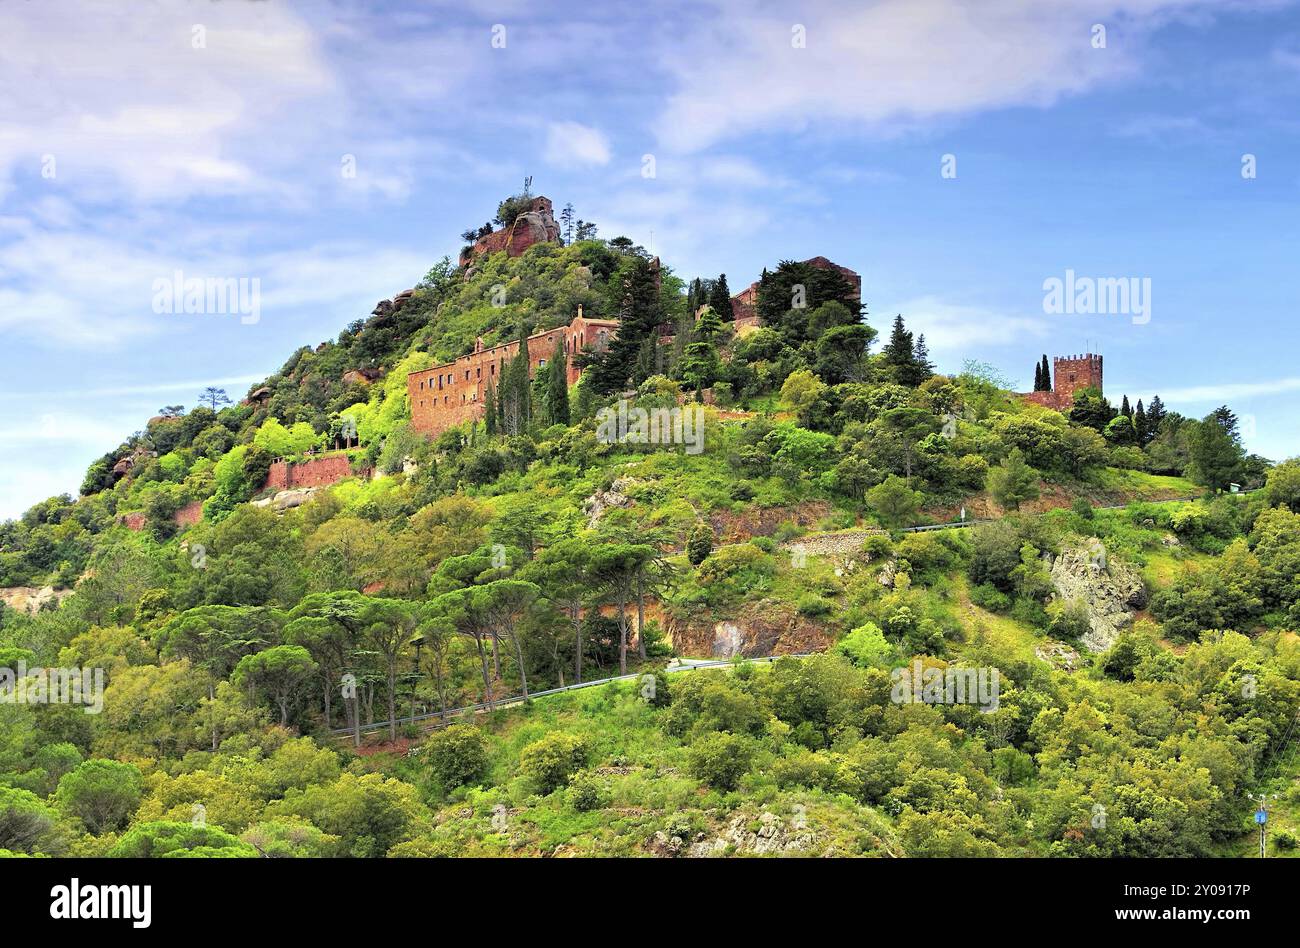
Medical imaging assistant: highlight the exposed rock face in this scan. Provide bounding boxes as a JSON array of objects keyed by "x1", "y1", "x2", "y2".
[
  {"x1": 252, "y1": 486, "x2": 319, "y2": 512},
  {"x1": 668, "y1": 599, "x2": 834, "y2": 658},
  {"x1": 458, "y1": 196, "x2": 560, "y2": 267},
  {"x1": 1035, "y1": 640, "x2": 1082, "y2": 672},
  {"x1": 1047, "y1": 542, "x2": 1147, "y2": 652},
  {"x1": 0, "y1": 586, "x2": 72, "y2": 615},
  {"x1": 581, "y1": 477, "x2": 635, "y2": 527},
  {"x1": 708, "y1": 500, "x2": 830, "y2": 544},
  {"x1": 688, "y1": 811, "x2": 816, "y2": 857},
  {"x1": 341, "y1": 367, "x2": 383, "y2": 386}
]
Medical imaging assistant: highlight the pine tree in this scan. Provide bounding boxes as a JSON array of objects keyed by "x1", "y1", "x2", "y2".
[
  {"x1": 989, "y1": 447, "x2": 1040, "y2": 512},
  {"x1": 883, "y1": 314, "x2": 929, "y2": 386},
  {"x1": 587, "y1": 256, "x2": 662, "y2": 394},
  {"x1": 706, "y1": 273, "x2": 732, "y2": 320},
  {"x1": 1120, "y1": 395, "x2": 1132, "y2": 418},
  {"x1": 496, "y1": 359, "x2": 507, "y2": 432},
  {"x1": 499, "y1": 326, "x2": 532, "y2": 436},
  {"x1": 914, "y1": 334, "x2": 934, "y2": 377},
  {"x1": 883, "y1": 314, "x2": 913, "y2": 365},
  {"x1": 560, "y1": 203, "x2": 575, "y2": 245},
  {"x1": 1146, "y1": 395, "x2": 1167, "y2": 435}
]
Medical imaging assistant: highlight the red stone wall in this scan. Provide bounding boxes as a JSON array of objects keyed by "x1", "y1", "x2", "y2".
[
  {"x1": 1020, "y1": 353, "x2": 1103, "y2": 411},
  {"x1": 120, "y1": 511, "x2": 147, "y2": 531},
  {"x1": 408, "y1": 312, "x2": 618, "y2": 438},
  {"x1": 1052, "y1": 353, "x2": 1103, "y2": 401},
  {"x1": 174, "y1": 500, "x2": 204, "y2": 528},
  {"x1": 1022, "y1": 390, "x2": 1074, "y2": 411},
  {"x1": 264, "y1": 454, "x2": 360, "y2": 492}
]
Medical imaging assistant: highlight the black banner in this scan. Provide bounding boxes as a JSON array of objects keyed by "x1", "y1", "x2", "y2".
[{"x1": 0, "y1": 857, "x2": 1280, "y2": 935}]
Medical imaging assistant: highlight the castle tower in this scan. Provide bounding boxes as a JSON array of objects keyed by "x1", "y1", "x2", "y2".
[{"x1": 1051, "y1": 353, "x2": 1103, "y2": 401}]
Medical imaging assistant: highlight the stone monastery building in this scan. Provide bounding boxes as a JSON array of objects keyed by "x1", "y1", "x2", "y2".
[{"x1": 407, "y1": 307, "x2": 618, "y2": 438}]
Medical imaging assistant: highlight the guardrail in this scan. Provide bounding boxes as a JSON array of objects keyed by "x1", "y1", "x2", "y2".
[{"x1": 331, "y1": 653, "x2": 814, "y2": 738}]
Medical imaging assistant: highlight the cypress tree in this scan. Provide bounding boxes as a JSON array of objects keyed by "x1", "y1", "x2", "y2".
[
  {"x1": 496, "y1": 359, "x2": 507, "y2": 432},
  {"x1": 1040, "y1": 355, "x2": 1052, "y2": 391},
  {"x1": 544, "y1": 338, "x2": 570, "y2": 426},
  {"x1": 1033, "y1": 361, "x2": 1044, "y2": 392},
  {"x1": 1134, "y1": 399, "x2": 1147, "y2": 446},
  {"x1": 1120, "y1": 395, "x2": 1132, "y2": 418},
  {"x1": 707, "y1": 273, "x2": 732, "y2": 319},
  {"x1": 484, "y1": 378, "x2": 497, "y2": 437}
]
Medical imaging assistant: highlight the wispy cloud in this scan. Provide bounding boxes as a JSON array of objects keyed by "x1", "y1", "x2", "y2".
[
  {"x1": 1119, "y1": 376, "x2": 1300, "y2": 403},
  {"x1": 896, "y1": 296, "x2": 1051, "y2": 357},
  {"x1": 544, "y1": 122, "x2": 613, "y2": 168}
]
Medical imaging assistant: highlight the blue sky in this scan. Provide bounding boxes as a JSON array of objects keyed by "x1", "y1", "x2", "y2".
[{"x1": 4, "y1": 0, "x2": 1300, "y2": 518}]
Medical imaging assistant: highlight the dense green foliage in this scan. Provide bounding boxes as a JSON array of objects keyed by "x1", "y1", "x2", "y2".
[{"x1": 2, "y1": 195, "x2": 1296, "y2": 858}]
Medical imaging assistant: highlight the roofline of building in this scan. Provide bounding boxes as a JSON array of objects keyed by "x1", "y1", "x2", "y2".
[{"x1": 409, "y1": 313, "x2": 621, "y2": 377}]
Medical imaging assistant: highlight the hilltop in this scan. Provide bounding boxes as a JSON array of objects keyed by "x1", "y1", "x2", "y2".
[{"x1": 1, "y1": 190, "x2": 1298, "y2": 859}]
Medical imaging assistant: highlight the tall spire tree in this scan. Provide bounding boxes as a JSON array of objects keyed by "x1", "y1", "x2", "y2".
[
  {"x1": 543, "y1": 338, "x2": 570, "y2": 426},
  {"x1": 483, "y1": 377, "x2": 498, "y2": 437},
  {"x1": 706, "y1": 273, "x2": 732, "y2": 320}
]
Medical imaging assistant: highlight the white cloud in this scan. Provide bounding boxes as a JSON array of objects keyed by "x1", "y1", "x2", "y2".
[
  {"x1": 544, "y1": 122, "x2": 612, "y2": 167},
  {"x1": 653, "y1": 0, "x2": 1262, "y2": 152},
  {"x1": 0, "y1": 1, "x2": 336, "y2": 202},
  {"x1": 1118, "y1": 376, "x2": 1300, "y2": 403},
  {"x1": 0, "y1": 214, "x2": 431, "y2": 349},
  {"x1": 895, "y1": 296, "x2": 1051, "y2": 355}
]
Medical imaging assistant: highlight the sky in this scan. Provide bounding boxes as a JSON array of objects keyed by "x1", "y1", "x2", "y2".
[{"x1": 3, "y1": 0, "x2": 1300, "y2": 519}]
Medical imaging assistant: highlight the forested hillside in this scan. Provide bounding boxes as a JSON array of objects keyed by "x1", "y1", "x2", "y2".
[{"x1": 2, "y1": 193, "x2": 1298, "y2": 859}]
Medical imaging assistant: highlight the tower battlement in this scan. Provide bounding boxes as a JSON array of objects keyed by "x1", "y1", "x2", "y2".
[
  {"x1": 1022, "y1": 352, "x2": 1102, "y2": 411},
  {"x1": 1052, "y1": 353, "x2": 1103, "y2": 400}
]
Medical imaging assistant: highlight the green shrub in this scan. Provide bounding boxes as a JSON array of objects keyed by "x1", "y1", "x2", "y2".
[
  {"x1": 834, "y1": 622, "x2": 893, "y2": 666},
  {"x1": 424, "y1": 725, "x2": 490, "y2": 790},
  {"x1": 970, "y1": 583, "x2": 1012, "y2": 613},
  {"x1": 518, "y1": 733, "x2": 587, "y2": 794},
  {"x1": 686, "y1": 521, "x2": 714, "y2": 565},
  {"x1": 796, "y1": 593, "x2": 833, "y2": 617},
  {"x1": 687, "y1": 732, "x2": 755, "y2": 791},
  {"x1": 566, "y1": 771, "x2": 608, "y2": 812}
]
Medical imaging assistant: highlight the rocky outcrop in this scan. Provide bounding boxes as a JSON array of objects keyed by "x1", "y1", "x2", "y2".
[
  {"x1": 581, "y1": 477, "x2": 635, "y2": 527},
  {"x1": 342, "y1": 367, "x2": 383, "y2": 387},
  {"x1": 687, "y1": 811, "x2": 816, "y2": 857},
  {"x1": 667, "y1": 599, "x2": 834, "y2": 658},
  {"x1": 1047, "y1": 541, "x2": 1147, "y2": 652},
  {"x1": 252, "y1": 486, "x2": 319, "y2": 512},
  {"x1": 458, "y1": 197, "x2": 560, "y2": 268},
  {"x1": 0, "y1": 586, "x2": 72, "y2": 615},
  {"x1": 1034, "y1": 640, "x2": 1082, "y2": 672}
]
